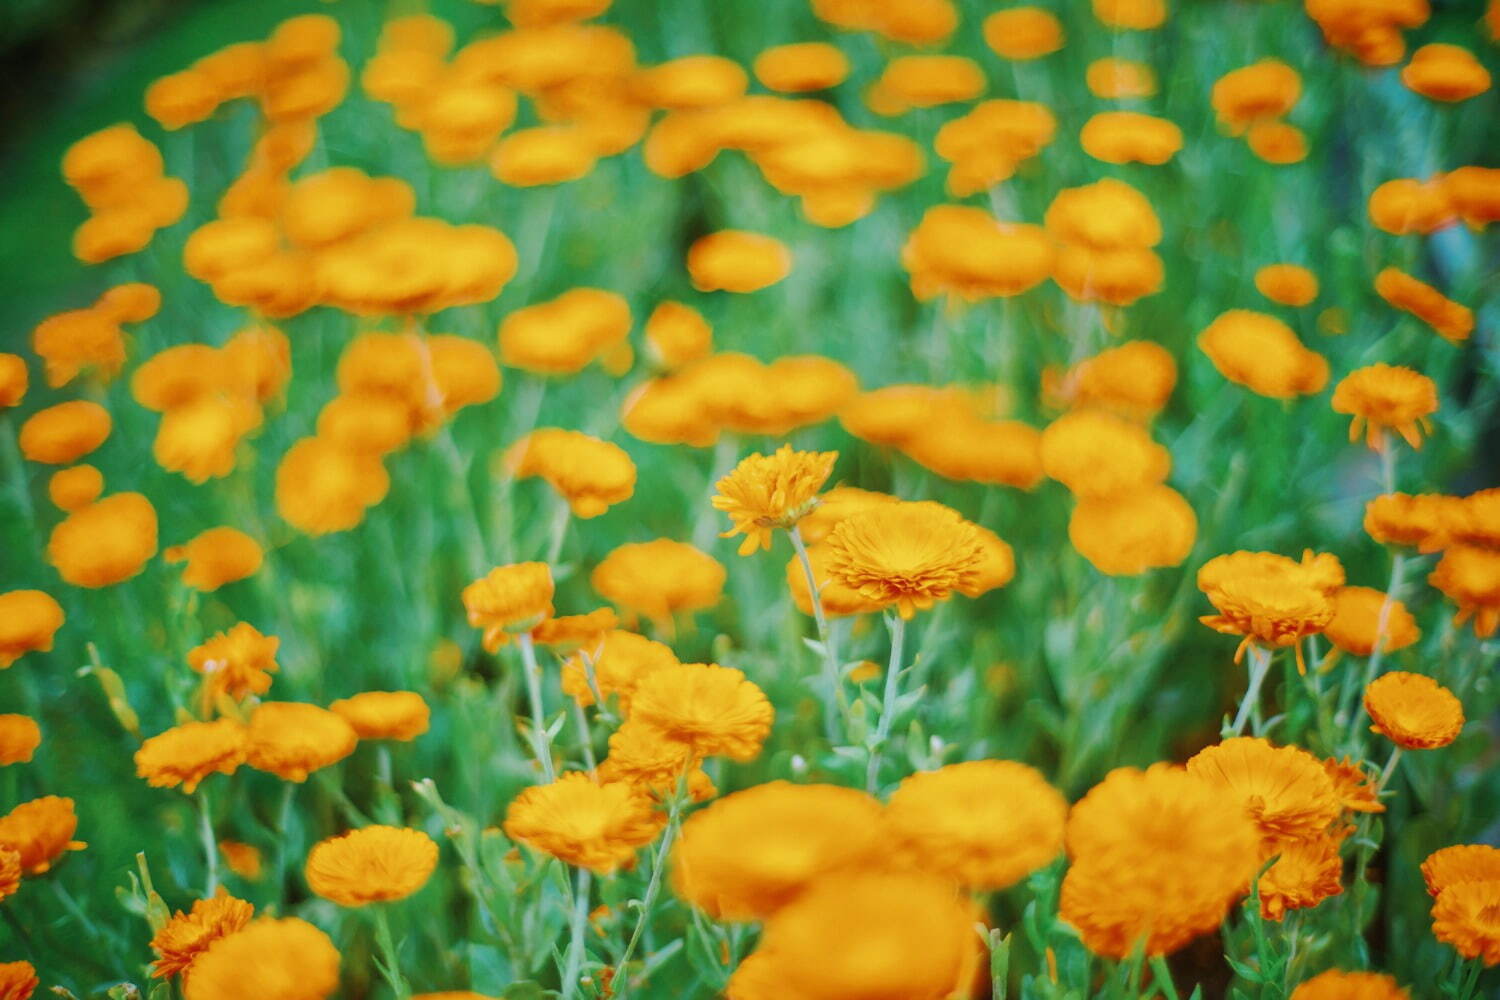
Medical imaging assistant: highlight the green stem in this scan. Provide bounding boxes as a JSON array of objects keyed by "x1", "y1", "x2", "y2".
[
  {"x1": 1228, "y1": 645, "x2": 1273, "y2": 738},
  {"x1": 517, "y1": 633, "x2": 556, "y2": 782},
  {"x1": 1149, "y1": 956, "x2": 1181, "y2": 1000},
  {"x1": 865, "y1": 614, "x2": 908, "y2": 793},
  {"x1": 197, "y1": 786, "x2": 218, "y2": 897},
  {"x1": 616, "y1": 781, "x2": 688, "y2": 995},
  {"x1": 789, "y1": 524, "x2": 844, "y2": 744},
  {"x1": 1342, "y1": 553, "x2": 1406, "y2": 746},
  {"x1": 561, "y1": 867, "x2": 592, "y2": 1000},
  {"x1": 1377, "y1": 745, "x2": 1403, "y2": 792},
  {"x1": 544, "y1": 498, "x2": 571, "y2": 564},
  {"x1": 372, "y1": 905, "x2": 411, "y2": 1000},
  {"x1": 572, "y1": 699, "x2": 596, "y2": 771}
]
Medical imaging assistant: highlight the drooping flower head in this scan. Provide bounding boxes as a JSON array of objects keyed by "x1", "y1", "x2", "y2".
[
  {"x1": 1431, "y1": 879, "x2": 1500, "y2": 966},
  {"x1": 1429, "y1": 545, "x2": 1500, "y2": 638},
  {"x1": 824, "y1": 501, "x2": 984, "y2": 618},
  {"x1": 1322, "y1": 586, "x2": 1420, "y2": 660},
  {"x1": 305, "y1": 825, "x2": 439, "y2": 906},
  {"x1": 1331, "y1": 364, "x2": 1438, "y2": 450},
  {"x1": 712, "y1": 445, "x2": 837, "y2": 555},
  {"x1": 1257, "y1": 836, "x2": 1344, "y2": 921}
]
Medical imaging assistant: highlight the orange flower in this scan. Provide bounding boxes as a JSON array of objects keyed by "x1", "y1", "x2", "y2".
[
  {"x1": 1258, "y1": 836, "x2": 1343, "y2": 920},
  {"x1": 902, "y1": 417, "x2": 1044, "y2": 490},
  {"x1": 1047, "y1": 340, "x2": 1177, "y2": 421},
  {"x1": 1323, "y1": 756, "x2": 1385, "y2": 815},
  {"x1": 1374, "y1": 267, "x2": 1473, "y2": 343},
  {"x1": 1041, "y1": 410, "x2": 1171, "y2": 498},
  {"x1": 1402, "y1": 44, "x2": 1491, "y2": 102},
  {"x1": 1211, "y1": 59, "x2": 1301, "y2": 131},
  {"x1": 1291, "y1": 970, "x2": 1410, "y2": 999},
  {"x1": 1062, "y1": 764, "x2": 1260, "y2": 958},
  {"x1": 1080, "y1": 111, "x2": 1183, "y2": 165},
  {"x1": 644, "y1": 301, "x2": 712, "y2": 370},
  {"x1": 560, "y1": 629, "x2": 679, "y2": 710},
  {"x1": 1197, "y1": 310, "x2": 1328, "y2": 399},
  {"x1": 47, "y1": 464, "x2": 103, "y2": 511},
  {"x1": 959, "y1": 525, "x2": 1018, "y2": 598},
  {"x1": 1423, "y1": 845, "x2": 1500, "y2": 897},
  {"x1": 1369, "y1": 176, "x2": 1455, "y2": 235},
  {"x1": 595, "y1": 719, "x2": 714, "y2": 800},
  {"x1": 983, "y1": 7, "x2": 1064, "y2": 60},
  {"x1": 47, "y1": 492, "x2": 159, "y2": 588},
  {"x1": 687, "y1": 230, "x2": 791, "y2": 293},
  {"x1": 18, "y1": 400, "x2": 112, "y2": 465},
  {"x1": 0, "y1": 354, "x2": 27, "y2": 408},
  {"x1": 503, "y1": 772, "x2": 663, "y2": 873},
  {"x1": 220, "y1": 840, "x2": 264, "y2": 881},
  {"x1": 591, "y1": 539, "x2": 726, "y2": 626},
  {"x1": 935, "y1": 100, "x2": 1055, "y2": 196},
  {"x1": 275, "y1": 436, "x2": 390, "y2": 536},
  {"x1": 1444, "y1": 165, "x2": 1500, "y2": 228},
  {"x1": 1246, "y1": 121, "x2": 1308, "y2": 165},
  {"x1": 245, "y1": 702, "x2": 358, "y2": 782},
  {"x1": 505, "y1": 429, "x2": 637, "y2": 518},
  {"x1": 134, "y1": 719, "x2": 248, "y2": 794},
  {"x1": 753, "y1": 43, "x2": 849, "y2": 92},
  {"x1": 1431, "y1": 879, "x2": 1500, "y2": 965},
  {"x1": 1364, "y1": 671, "x2": 1464, "y2": 749},
  {"x1": 1186, "y1": 737, "x2": 1341, "y2": 849},
  {"x1": 165, "y1": 527, "x2": 264, "y2": 591},
  {"x1": 628, "y1": 663, "x2": 774, "y2": 761},
  {"x1": 1322, "y1": 586, "x2": 1419, "y2": 659},
  {"x1": 189, "y1": 622, "x2": 279, "y2": 702},
  {"x1": 0, "y1": 849, "x2": 19, "y2": 901},
  {"x1": 0, "y1": 962, "x2": 37, "y2": 1000},
  {"x1": 1069, "y1": 486, "x2": 1198, "y2": 576},
  {"x1": 305, "y1": 825, "x2": 439, "y2": 906},
  {"x1": 1255, "y1": 264, "x2": 1319, "y2": 307},
  {"x1": 887, "y1": 760, "x2": 1067, "y2": 890},
  {"x1": 824, "y1": 501, "x2": 984, "y2": 618},
  {"x1": 1331, "y1": 363, "x2": 1438, "y2": 450},
  {"x1": 498, "y1": 288, "x2": 631, "y2": 376},
  {"x1": 1086, "y1": 58, "x2": 1156, "y2": 98},
  {"x1": 0, "y1": 716, "x2": 41, "y2": 766},
  {"x1": 182, "y1": 916, "x2": 341, "y2": 1000},
  {"x1": 1046, "y1": 178, "x2": 1161, "y2": 250},
  {"x1": 1092, "y1": 0, "x2": 1166, "y2": 29},
  {"x1": 532, "y1": 608, "x2": 619, "y2": 651},
  {"x1": 1364, "y1": 492, "x2": 1458, "y2": 552},
  {"x1": 868, "y1": 56, "x2": 984, "y2": 115},
  {"x1": 901, "y1": 206, "x2": 1054, "y2": 301},
  {"x1": 150, "y1": 892, "x2": 255, "y2": 978},
  {"x1": 0, "y1": 591, "x2": 64, "y2": 668},
  {"x1": 1197, "y1": 549, "x2": 1344, "y2": 668},
  {"x1": 712, "y1": 445, "x2": 836, "y2": 555},
  {"x1": 462, "y1": 563, "x2": 555, "y2": 652},
  {"x1": 633, "y1": 55, "x2": 747, "y2": 110},
  {"x1": 329, "y1": 691, "x2": 430, "y2": 742},
  {"x1": 671, "y1": 781, "x2": 886, "y2": 920},
  {"x1": 0, "y1": 796, "x2": 86, "y2": 874},
  {"x1": 1429, "y1": 545, "x2": 1500, "y2": 637},
  {"x1": 489, "y1": 127, "x2": 598, "y2": 186},
  {"x1": 726, "y1": 871, "x2": 979, "y2": 1000}
]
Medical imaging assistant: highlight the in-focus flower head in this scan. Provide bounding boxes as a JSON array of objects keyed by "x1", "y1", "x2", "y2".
[
  {"x1": 628, "y1": 663, "x2": 774, "y2": 762},
  {"x1": 1364, "y1": 671, "x2": 1463, "y2": 749},
  {"x1": 462, "y1": 562, "x2": 555, "y2": 652},
  {"x1": 1186, "y1": 737, "x2": 1341, "y2": 849},
  {"x1": 150, "y1": 892, "x2": 255, "y2": 979},
  {"x1": 1197, "y1": 550, "x2": 1344, "y2": 669},
  {"x1": 188, "y1": 622, "x2": 279, "y2": 702},
  {"x1": 305, "y1": 825, "x2": 439, "y2": 906},
  {"x1": 1422, "y1": 845, "x2": 1500, "y2": 897},
  {"x1": 1431, "y1": 879, "x2": 1500, "y2": 966},
  {"x1": 1290, "y1": 970, "x2": 1410, "y2": 1000},
  {"x1": 1258, "y1": 835, "x2": 1343, "y2": 921},
  {"x1": 134, "y1": 718, "x2": 248, "y2": 794},
  {"x1": 824, "y1": 500, "x2": 984, "y2": 618},
  {"x1": 712, "y1": 445, "x2": 836, "y2": 555},
  {"x1": 1331, "y1": 363, "x2": 1438, "y2": 450},
  {"x1": 503, "y1": 772, "x2": 663, "y2": 873}
]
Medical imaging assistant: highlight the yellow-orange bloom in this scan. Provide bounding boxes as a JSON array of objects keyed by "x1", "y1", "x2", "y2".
[
  {"x1": 888, "y1": 760, "x2": 1066, "y2": 890},
  {"x1": 1323, "y1": 586, "x2": 1419, "y2": 659},
  {"x1": 1041, "y1": 410, "x2": 1171, "y2": 498},
  {"x1": 1186, "y1": 737, "x2": 1341, "y2": 849},
  {"x1": 1374, "y1": 267, "x2": 1473, "y2": 343},
  {"x1": 503, "y1": 772, "x2": 663, "y2": 873},
  {"x1": 0, "y1": 716, "x2": 41, "y2": 766},
  {"x1": 505, "y1": 429, "x2": 637, "y2": 518},
  {"x1": 1364, "y1": 671, "x2": 1463, "y2": 749},
  {"x1": 150, "y1": 892, "x2": 254, "y2": 978},
  {"x1": 824, "y1": 501, "x2": 984, "y2": 618},
  {"x1": 753, "y1": 43, "x2": 849, "y2": 92},
  {"x1": 0, "y1": 591, "x2": 64, "y2": 668},
  {"x1": 644, "y1": 301, "x2": 712, "y2": 370},
  {"x1": 498, "y1": 288, "x2": 631, "y2": 376},
  {"x1": 1255, "y1": 264, "x2": 1319, "y2": 306},
  {"x1": 1402, "y1": 44, "x2": 1491, "y2": 102},
  {"x1": 1291, "y1": 970, "x2": 1410, "y2": 999},
  {"x1": 1422, "y1": 845, "x2": 1500, "y2": 897},
  {"x1": 47, "y1": 492, "x2": 159, "y2": 588},
  {"x1": 1197, "y1": 310, "x2": 1328, "y2": 399},
  {"x1": 462, "y1": 562, "x2": 555, "y2": 652},
  {"x1": 1258, "y1": 836, "x2": 1343, "y2": 921},
  {"x1": 983, "y1": 7, "x2": 1064, "y2": 60},
  {"x1": 1086, "y1": 58, "x2": 1156, "y2": 98},
  {"x1": 560, "y1": 629, "x2": 678, "y2": 710},
  {"x1": 329, "y1": 691, "x2": 430, "y2": 742},
  {"x1": 164, "y1": 527, "x2": 263, "y2": 591},
  {"x1": 1246, "y1": 121, "x2": 1308, "y2": 165},
  {"x1": 686, "y1": 231, "x2": 791, "y2": 293},
  {"x1": 1092, "y1": 0, "x2": 1166, "y2": 29},
  {"x1": 47, "y1": 464, "x2": 103, "y2": 512},
  {"x1": 0, "y1": 354, "x2": 27, "y2": 408},
  {"x1": 18, "y1": 400, "x2": 111, "y2": 465},
  {"x1": 305, "y1": 825, "x2": 439, "y2": 906},
  {"x1": 1323, "y1": 756, "x2": 1385, "y2": 816},
  {"x1": 1080, "y1": 111, "x2": 1182, "y2": 165},
  {"x1": 1431, "y1": 879, "x2": 1500, "y2": 965},
  {"x1": 134, "y1": 719, "x2": 248, "y2": 793},
  {"x1": 671, "y1": 781, "x2": 886, "y2": 920},
  {"x1": 1369, "y1": 176, "x2": 1455, "y2": 235},
  {"x1": 901, "y1": 206, "x2": 1054, "y2": 301},
  {"x1": 1069, "y1": 485, "x2": 1198, "y2": 576},
  {"x1": 628, "y1": 663, "x2": 774, "y2": 761},
  {"x1": 712, "y1": 445, "x2": 836, "y2": 555},
  {"x1": 591, "y1": 539, "x2": 726, "y2": 626},
  {"x1": 275, "y1": 436, "x2": 390, "y2": 536},
  {"x1": 595, "y1": 718, "x2": 715, "y2": 800},
  {"x1": 0, "y1": 962, "x2": 37, "y2": 1000},
  {"x1": 189, "y1": 622, "x2": 279, "y2": 702},
  {"x1": 1198, "y1": 550, "x2": 1344, "y2": 669},
  {"x1": 1364, "y1": 492, "x2": 1457, "y2": 553},
  {"x1": 868, "y1": 56, "x2": 984, "y2": 115},
  {"x1": 220, "y1": 840, "x2": 264, "y2": 881},
  {"x1": 245, "y1": 702, "x2": 358, "y2": 782},
  {"x1": 1331, "y1": 363, "x2": 1438, "y2": 450},
  {"x1": 0, "y1": 796, "x2": 86, "y2": 874},
  {"x1": 1211, "y1": 59, "x2": 1301, "y2": 131},
  {"x1": 182, "y1": 916, "x2": 340, "y2": 1000},
  {"x1": 784, "y1": 540, "x2": 888, "y2": 619},
  {"x1": 1429, "y1": 545, "x2": 1500, "y2": 638}
]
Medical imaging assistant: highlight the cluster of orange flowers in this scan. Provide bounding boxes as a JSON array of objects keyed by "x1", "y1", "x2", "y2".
[
  {"x1": 1364, "y1": 489, "x2": 1500, "y2": 638},
  {"x1": 61, "y1": 125, "x2": 187, "y2": 263}
]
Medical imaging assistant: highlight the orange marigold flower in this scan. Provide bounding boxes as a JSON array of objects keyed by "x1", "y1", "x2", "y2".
[
  {"x1": 150, "y1": 892, "x2": 255, "y2": 978},
  {"x1": 1061, "y1": 764, "x2": 1260, "y2": 958},
  {"x1": 329, "y1": 691, "x2": 430, "y2": 742},
  {"x1": 245, "y1": 702, "x2": 358, "y2": 782},
  {"x1": 1331, "y1": 363, "x2": 1438, "y2": 450},
  {"x1": 958, "y1": 525, "x2": 1018, "y2": 598},
  {"x1": 1092, "y1": 0, "x2": 1166, "y2": 29},
  {"x1": 560, "y1": 629, "x2": 679, "y2": 710},
  {"x1": 489, "y1": 126, "x2": 598, "y2": 187},
  {"x1": 1290, "y1": 970, "x2": 1410, "y2": 999},
  {"x1": 935, "y1": 100, "x2": 1055, "y2": 196},
  {"x1": 0, "y1": 848, "x2": 19, "y2": 902},
  {"x1": 869, "y1": 56, "x2": 984, "y2": 116},
  {"x1": 628, "y1": 663, "x2": 774, "y2": 762},
  {"x1": 0, "y1": 716, "x2": 41, "y2": 766},
  {"x1": 462, "y1": 563, "x2": 555, "y2": 652},
  {"x1": 1323, "y1": 756, "x2": 1384, "y2": 815},
  {"x1": 505, "y1": 429, "x2": 637, "y2": 518},
  {"x1": 785, "y1": 539, "x2": 888, "y2": 618},
  {"x1": 1373, "y1": 267, "x2": 1473, "y2": 343},
  {"x1": 165, "y1": 527, "x2": 264, "y2": 592},
  {"x1": 0, "y1": 962, "x2": 37, "y2": 1000},
  {"x1": 1045, "y1": 178, "x2": 1161, "y2": 250},
  {"x1": 1086, "y1": 57, "x2": 1157, "y2": 98},
  {"x1": 1423, "y1": 845, "x2": 1500, "y2": 897},
  {"x1": 1186, "y1": 737, "x2": 1341, "y2": 850},
  {"x1": 1444, "y1": 165, "x2": 1500, "y2": 228},
  {"x1": 31, "y1": 303, "x2": 128, "y2": 388},
  {"x1": 220, "y1": 840, "x2": 264, "y2": 881},
  {"x1": 1431, "y1": 879, "x2": 1500, "y2": 966},
  {"x1": 503, "y1": 772, "x2": 663, "y2": 873},
  {"x1": 1323, "y1": 586, "x2": 1419, "y2": 659},
  {"x1": 1258, "y1": 836, "x2": 1344, "y2": 921},
  {"x1": 983, "y1": 7, "x2": 1065, "y2": 60},
  {"x1": 591, "y1": 539, "x2": 726, "y2": 626},
  {"x1": 1197, "y1": 549, "x2": 1344, "y2": 668},
  {"x1": 0, "y1": 796, "x2": 86, "y2": 874},
  {"x1": 902, "y1": 418, "x2": 1044, "y2": 490},
  {"x1": 1041, "y1": 410, "x2": 1171, "y2": 498},
  {"x1": 824, "y1": 501, "x2": 984, "y2": 618},
  {"x1": 1211, "y1": 59, "x2": 1301, "y2": 131},
  {"x1": 687, "y1": 230, "x2": 791, "y2": 293},
  {"x1": 274, "y1": 435, "x2": 390, "y2": 536},
  {"x1": 595, "y1": 718, "x2": 714, "y2": 799},
  {"x1": 1246, "y1": 121, "x2": 1308, "y2": 165},
  {"x1": 644, "y1": 301, "x2": 712, "y2": 370},
  {"x1": 1402, "y1": 44, "x2": 1491, "y2": 102},
  {"x1": 753, "y1": 43, "x2": 849, "y2": 92},
  {"x1": 0, "y1": 354, "x2": 27, "y2": 408},
  {"x1": 18, "y1": 400, "x2": 112, "y2": 465},
  {"x1": 498, "y1": 288, "x2": 631, "y2": 376},
  {"x1": 1080, "y1": 111, "x2": 1183, "y2": 165},
  {"x1": 1255, "y1": 264, "x2": 1319, "y2": 307},
  {"x1": 1197, "y1": 309, "x2": 1328, "y2": 399},
  {"x1": 1369, "y1": 176, "x2": 1455, "y2": 235},
  {"x1": 901, "y1": 206, "x2": 1054, "y2": 302},
  {"x1": 712, "y1": 445, "x2": 836, "y2": 555},
  {"x1": 135, "y1": 719, "x2": 248, "y2": 794},
  {"x1": 726, "y1": 871, "x2": 980, "y2": 1000},
  {"x1": 1429, "y1": 545, "x2": 1500, "y2": 638},
  {"x1": 189, "y1": 622, "x2": 279, "y2": 702},
  {"x1": 305, "y1": 825, "x2": 439, "y2": 906},
  {"x1": 1364, "y1": 492, "x2": 1457, "y2": 552},
  {"x1": 1364, "y1": 671, "x2": 1464, "y2": 749},
  {"x1": 47, "y1": 464, "x2": 104, "y2": 512},
  {"x1": 531, "y1": 608, "x2": 618, "y2": 651},
  {"x1": 182, "y1": 916, "x2": 341, "y2": 1000},
  {"x1": 633, "y1": 55, "x2": 747, "y2": 110},
  {"x1": 1047, "y1": 340, "x2": 1177, "y2": 421},
  {"x1": 152, "y1": 395, "x2": 263, "y2": 484},
  {"x1": 671, "y1": 781, "x2": 886, "y2": 920},
  {"x1": 887, "y1": 760, "x2": 1066, "y2": 891},
  {"x1": 47, "y1": 492, "x2": 159, "y2": 588},
  {"x1": 1069, "y1": 485, "x2": 1198, "y2": 577},
  {"x1": 0, "y1": 591, "x2": 64, "y2": 668}
]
